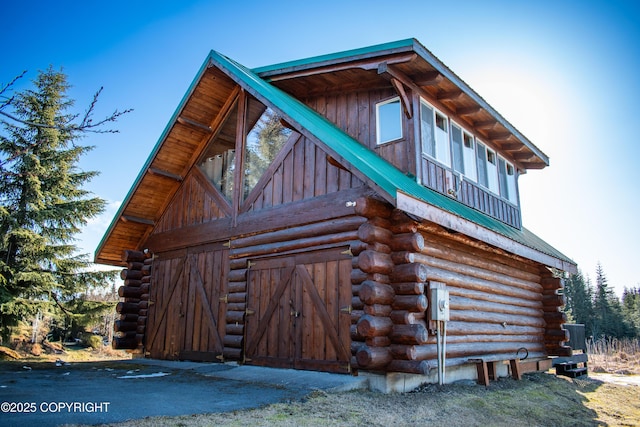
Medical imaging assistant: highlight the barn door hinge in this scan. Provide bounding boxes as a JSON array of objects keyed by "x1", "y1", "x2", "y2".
[
  {"x1": 344, "y1": 363, "x2": 352, "y2": 373},
  {"x1": 219, "y1": 294, "x2": 228, "y2": 303},
  {"x1": 223, "y1": 240, "x2": 231, "y2": 248},
  {"x1": 245, "y1": 308, "x2": 255, "y2": 316},
  {"x1": 340, "y1": 305, "x2": 352, "y2": 314},
  {"x1": 216, "y1": 354, "x2": 224, "y2": 362},
  {"x1": 341, "y1": 248, "x2": 353, "y2": 256},
  {"x1": 247, "y1": 261, "x2": 256, "y2": 268},
  {"x1": 243, "y1": 356, "x2": 252, "y2": 363}
]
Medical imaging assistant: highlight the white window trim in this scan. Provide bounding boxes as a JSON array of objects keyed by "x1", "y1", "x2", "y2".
[
  {"x1": 498, "y1": 155, "x2": 519, "y2": 205},
  {"x1": 450, "y1": 120, "x2": 477, "y2": 182},
  {"x1": 420, "y1": 98, "x2": 451, "y2": 167},
  {"x1": 376, "y1": 97, "x2": 403, "y2": 145}
]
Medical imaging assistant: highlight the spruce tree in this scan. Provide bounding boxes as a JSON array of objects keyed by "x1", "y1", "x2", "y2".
[
  {"x1": 0, "y1": 68, "x2": 126, "y2": 343},
  {"x1": 563, "y1": 270, "x2": 595, "y2": 335}
]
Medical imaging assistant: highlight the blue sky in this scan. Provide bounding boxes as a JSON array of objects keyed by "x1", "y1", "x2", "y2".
[{"x1": 3, "y1": 0, "x2": 639, "y2": 296}]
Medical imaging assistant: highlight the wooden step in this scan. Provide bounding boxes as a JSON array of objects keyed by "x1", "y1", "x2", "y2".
[{"x1": 558, "y1": 367, "x2": 588, "y2": 378}]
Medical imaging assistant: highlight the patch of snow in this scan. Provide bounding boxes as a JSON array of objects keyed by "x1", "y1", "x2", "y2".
[{"x1": 117, "y1": 372, "x2": 170, "y2": 379}]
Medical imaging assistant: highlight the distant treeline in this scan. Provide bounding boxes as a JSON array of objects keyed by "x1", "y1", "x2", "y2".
[{"x1": 563, "y1": 263, "x2": 640, "y2": 339}]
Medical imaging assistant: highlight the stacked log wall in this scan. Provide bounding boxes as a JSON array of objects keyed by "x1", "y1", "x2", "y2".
[
  {"x1": 413, "y1": 222, "x2": 559, "y2": 368},
  {"x1": 347, "y1": 200, "x2": 568, "y2": 375},
  {"x1": 540, "y1": 268, "x2": 571, "y2": 356},
  {"x1": 113, "y1": 250, "x2": 153, "y2": 351},
  {"x1": 386, "y1": 210, "x2": 430, "y2": 374},
  {"x1": 350, "y1": 197, "x2": 395, "y2": 371}
]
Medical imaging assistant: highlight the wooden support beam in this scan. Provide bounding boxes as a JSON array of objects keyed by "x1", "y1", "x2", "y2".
[
  {"x1": 390, "y1": 77, "x2": 413, "y2": 119},
  {"x1": 499, "y1": 142, "x2": 523, "y2": 151},
  {"x1": 437, "y1": 90, "x2": 463, "y2": 101},
  {"x1": 474, "y1": 120, "x2": 498, "y2": 130},
  {"x1": 148, "y1": 167, "x2": 183, "y2": 182},
  {"x1": 457, "y1": 106, "x2": 482, "y2": 116},
  {"x1": 121, "y1": 215, "x2": 155, "y2": 226},
  {"x1": 177, "y1": 116, "x2": 213, "y2": 133},
  {"x1": 512, "y1": 152, "x2": 535, "y2": 161},
  {"x1": 378, "y1": 62, "x2": 413, "y2": 119},
  {"x1": 488, "y1": 131, "x2": 512, "y2": 141},
  {"x1": 414, "y1": 71, "x2": 443, "y2": 87}
]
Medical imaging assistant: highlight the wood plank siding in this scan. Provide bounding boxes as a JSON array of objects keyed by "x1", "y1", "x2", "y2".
[
  {"x1": 305, "y1": 88, "x2": 413, "y2": 175},
  {"x1": 420, "y1": 157, "x2": 521, "y2": 228}
]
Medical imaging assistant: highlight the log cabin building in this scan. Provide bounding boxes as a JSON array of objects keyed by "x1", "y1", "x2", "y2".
[{"x1": 96, "y1": 39, "x2": 577, "y2": 389}]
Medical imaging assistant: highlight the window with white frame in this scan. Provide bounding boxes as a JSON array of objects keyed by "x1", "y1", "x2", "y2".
[
  {"x1": 376, "y1": 97, "x2": 402, "y2": 144},
  {"x1": 420, "y1": 99, "x2": 451, "y2": 166},
  {"x1": 476, "y1": 142, "x2": 499, "y2": 194},
  {"x1": 498, "y1": 157, "x2": 518, "y2": 204},
  {"x1": 451, "y1": 122, "x2": 477, "y2": 182}
]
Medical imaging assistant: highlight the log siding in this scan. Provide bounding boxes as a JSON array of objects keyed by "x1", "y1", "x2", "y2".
[{"x1": 348, "y1": 197, "x2": 567, "y2": 375}]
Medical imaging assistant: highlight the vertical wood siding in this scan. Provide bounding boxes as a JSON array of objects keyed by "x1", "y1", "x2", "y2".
[
  {"x1": 420, "y1": 157, "x2": 521, "y2": 229},
  {"x1": 145, "y1": 244, "x2": 229, "y2": 361},
  {"x1": 243, "y1": 135, "x2": 365, "y2": 212},
  {"x1": 154, "y1": 169, "x2": 230, "y2": 234}
]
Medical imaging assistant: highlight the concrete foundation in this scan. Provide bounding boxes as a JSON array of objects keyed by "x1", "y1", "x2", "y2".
[{"x1": 362, "y1": 362, "x2": 511, "y2": 393}]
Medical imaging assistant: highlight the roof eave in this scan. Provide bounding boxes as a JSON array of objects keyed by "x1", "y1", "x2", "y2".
[{"x1": 94, "y1": 53, "x2": 216, "y2": 265}]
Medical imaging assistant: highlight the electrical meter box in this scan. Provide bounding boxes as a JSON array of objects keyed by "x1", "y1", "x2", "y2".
[{"x1": 429, "y1": 282, "x2": 450, "y2": 321}]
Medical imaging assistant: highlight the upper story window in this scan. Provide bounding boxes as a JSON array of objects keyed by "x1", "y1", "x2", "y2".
[
  {"x1": 451, "y1": 122, "x2": 477, "y2": 182},
  {"x1": 198, "y1": 102, "x2": 238, "y2": 202},
  {"x1": 476, "y1": 142, "x2": 499, "y2": 194},
  {"x1": 243, "y1": 97, "x2": 292, "y2": 199},
  {"x1": 420, "y1": 100, "x2": 451, "y2": 167},
  {"x1": 498, "y1": 157, "x2": 518, "y2": 204},
  {"x1": 376, "y1": 97, "x2": 402, "y2": 144}
]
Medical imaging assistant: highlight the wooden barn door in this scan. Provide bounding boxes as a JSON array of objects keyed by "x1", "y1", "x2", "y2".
[
  {"x1": 244, "y1": 249, "x2": 352, "y2": 373},
  {"x1": 145, "y1": 244, "x2": 229, "y2": 361}
]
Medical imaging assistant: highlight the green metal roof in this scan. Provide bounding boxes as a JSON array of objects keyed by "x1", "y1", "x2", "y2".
[{"x1": 210, "y1": 49, "x2": 575, "y2": 270}]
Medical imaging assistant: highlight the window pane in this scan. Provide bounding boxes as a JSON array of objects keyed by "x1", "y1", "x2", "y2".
[
  {"x1": 463, "y1": 133, "x2": 477, "y2": 182},
  {"x1": 198, "y1": 102, "x2": 238, "y2": 201},
  {"x1": 434, "y1": 112, "x2": 451, "y2": 166},
  {"x1": 486, "y1": 148, "x2": 499, "y2": 193},
  {"x1": 377, "y1": 99, "x2": 402, "y2": 144},
  {"x1": 420, "y1": 102, "x2": 435, "y2": 157},
  {"x1": 244, "y1": 99, "x2": 292, "y2": 199},
  {"x1": 498, "y1": 158, "x2": 509, "y2": 199},
  {"x1": 476, "y1": 143, "x2": 488, "y2": 188},
  {"x1": 506, "y1": 163, "x2": 518, "y2": 204},
  {"x1": 451, "y1": 124, "x2": 464, "y2": 173}
]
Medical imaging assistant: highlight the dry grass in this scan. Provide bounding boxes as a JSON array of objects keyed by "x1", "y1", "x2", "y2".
[
  {"x1": 587, "y1": 337, "x2": 640, "y2": 375},
  {"x1": 0, "y1": 342, "x2": 131, "y2": 363},
  {"x1": 72, "y1": 373, "x2": 640, "y2": 427}
]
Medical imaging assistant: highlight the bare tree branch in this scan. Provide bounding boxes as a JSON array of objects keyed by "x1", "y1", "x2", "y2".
[{"x1": 0, "y1": 71, "x2": 132, "y2": 133}]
